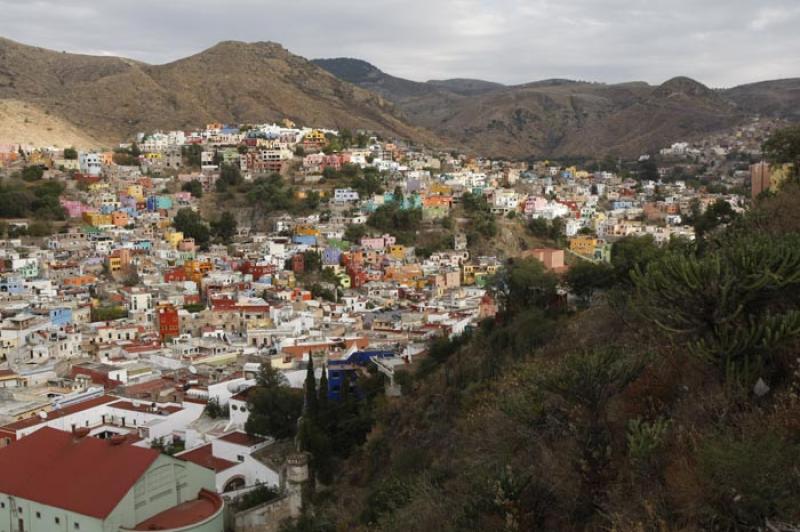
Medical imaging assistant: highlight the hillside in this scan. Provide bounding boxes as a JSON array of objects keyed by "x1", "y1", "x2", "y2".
[
  {"x1": 0, "y1": 37, "x2": 434, "y2": 145},
  {"x1": 286, "y1": 185, "x2": 800, "y2": 531},
  {"x1": 316, "y1": 58, "x2": 800, "y2": 159},
  {"x1": 0, "y1": 99, "x2": 101, "y2": 148},
  {"x1": 726, "y1": 78, "x2": 800, "y2": 120}
]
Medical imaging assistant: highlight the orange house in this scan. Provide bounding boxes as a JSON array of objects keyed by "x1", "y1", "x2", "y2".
[
  {"x1": 423, "y1": 196, "x2": 453, "y2": 208},
  {"x1": 111, "y1": 211, "x2": 129, "y2": 227},
  {"x1": 63, "y1": 274, "x2": 96, "y2": 287}
]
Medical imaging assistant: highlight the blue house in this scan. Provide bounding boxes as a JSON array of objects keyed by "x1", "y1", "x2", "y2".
[
  {"x1": 322, "y1": 247, "x2": 342, "y2": 266},
  {"x1": 0, "y1": 276, "x2": 24, "y2": 295},
  {"x1": 292, "y1": 235, "x2": 317, "y2": 246},
  {"x1": 146, "y1": 195, "x2": 173, "y2": 212},
  {"x1": 49, "y1": 307, "x2": 73, "y2": 327},
  {"x1": 327, "y1": 350, "x2": 395, "y2": 401}
]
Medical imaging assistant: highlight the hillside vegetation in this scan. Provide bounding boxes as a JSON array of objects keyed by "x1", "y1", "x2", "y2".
[{"x1": 285, "y1": 181, "x2": 800, "y2": 531}]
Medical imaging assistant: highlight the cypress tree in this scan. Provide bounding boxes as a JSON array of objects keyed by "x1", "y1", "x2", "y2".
[
  {"x1": 318, "y1": 364, "x2": 329, "y2": 416},
  {"x1": 304, "y1": 354, "x2": 318, "y2": 419}
]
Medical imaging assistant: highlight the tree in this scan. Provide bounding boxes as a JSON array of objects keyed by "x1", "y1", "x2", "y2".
[
  {"x1": 492, "y1": 258, "x2": 559, "y2": 317},
  {"x1": 181, "y1": 179, "x2": 203, "y2": 198},
  {"x1": 762, "y1": 125, "x2": 800, "y2": 177},
  {"x1": 393, "y1": 185, "x2": 405, "y2": 205},
  {"x1": 542, "y1": 347, "x2": 645, "y2": 510},
  {"x1": 216, "y1": 163, "x2": 242, "y2": 192},
  {"x1": 610, "y1": 235, "x2": 662, "y2": 287},
  {"x1": 211, "y1": 211, "x2": 238, "y2": 244},
  {"x1": 303, "y1": 190, "x2": 321, "y2": 211},
  {"x1": 182, "y1": 144, "x2": 203, "y2": 167},
  {"x1": 21, "y1": 165, "x2": 44, "y2": 181},
  {"x1": 566, "y1": 260, "x2": 614, "y2": 305},
  {"x1": 318, "y1": 365, "x2": 329, "y2": 415},
  {"x1": 637, "y1": 157, "x2": 659, "y2": 181},
  {"x1": 63, "y1": 147, "x2": 78, "y2": 160},
  {"x1": 690, "y1": 199, "x2": 737, "y2": 252},
  {"x1": 304, "y1": 355, "x2": 318, "y2": 419},
  {"x1": 344, "y1": 224, "x2": 367, "y2": 243},
  {"x1": 246, "y1": 363, "x2": 303, "y2": 439},
  {"x1": 172, "y1": 208, "x2": 210, "y2": 249},
  {"x1": 322, "y1": 167, "x2": 340, "y2": 180},
  {"x1": 631, "y1": 232, "x2": 800, "y2": 383}
]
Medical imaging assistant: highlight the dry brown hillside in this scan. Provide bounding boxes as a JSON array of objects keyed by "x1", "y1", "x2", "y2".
[
  {"x1": 316, "y1": 58, "x2": 800, "y2": 159},
  {"x1": 0, "y1": 99, "x2": 101, "y2": 148},
  {"x1": 0, "y1": 37, "x2": 436, "y2": 145}
]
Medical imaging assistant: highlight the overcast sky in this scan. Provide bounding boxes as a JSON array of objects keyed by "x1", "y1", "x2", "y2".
[{"x1": 1, "y1": 0, "x2": 798, "y2": 87}]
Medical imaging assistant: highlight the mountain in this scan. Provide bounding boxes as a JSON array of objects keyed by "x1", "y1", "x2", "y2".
[
  {"x1": 0, "y1": 37, "x2": 434, "y2": 146},
  {"x1": 3, "y1": 36, "x2": 798, "y2": 158},
  {"x1": 316, "y1": 58, "x2": 800, "y2": 158},
  {"x1": 725, "y1": 78, "x2": 800, "y2": 120},
  {"x1": 426, "y1": 78, "x2": 505, "y2": 96}
]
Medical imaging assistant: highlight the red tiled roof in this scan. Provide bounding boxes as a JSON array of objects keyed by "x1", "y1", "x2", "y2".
[
  {"x1": 217, "y1": 431, "x2": 265, "y2": 447},
  {"x1": 0, "y1": 395, "x2": 119, "y2": 433},
  {"x1": 131, "y1": 489, "x2": 222, "y2": 530},
  {"x1": 0, "y1": 427, "x2": 159, "y2": 519},
  {"x1": 177, "y1": 443, "x2": 237, "y2": 472},
  {"x1": 108, "y1": 400, "x2": 182, "y2": 415}
]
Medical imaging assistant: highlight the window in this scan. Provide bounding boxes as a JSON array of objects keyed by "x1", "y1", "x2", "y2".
[
  {"x1": 1, "y1": 502, "x2": 5, "y2": 508},
  {"x1": 36, "y1": 512, "x2": 41, "y2": 518},
  {"x1": 55, "y1": 517, "x2": 60, "y2": 524},
  {"x1": 237, "y1": 454, "x2": 244, "y2": 462},
  {"x1": 74, "y1": 523, "x2": 80, "y2": 530}
]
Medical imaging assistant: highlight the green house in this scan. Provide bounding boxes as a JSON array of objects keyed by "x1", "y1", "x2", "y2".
[{"x1": 0, "y1": 427, "x2": 223, "y2": 532}]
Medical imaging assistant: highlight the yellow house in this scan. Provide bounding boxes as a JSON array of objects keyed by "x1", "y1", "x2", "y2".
[
  {"x1": 127, "y1": 184, "x2": 145, "y2": 201},
  {"x1": 165, "y1": 231, "x2": 184, "y2": 248},
  {"x1": 82, "y1": 211, "x2": 112, "y2": 227},
  {"x1": 429, "y1": 183, "x2": 452, "y2": 196},
  {"x1": 303, "y1": 130, "x2": 327, "y2": 146},
  {"x1": 388, "y1": 245, "x2": 406, "y2": 259},
  {"x1": 295, "y1": 224, "x2": 320, "y2": 237},
  {"x1": 570, "y1": 235, "x2": 598, "y2": 256},
  {"x1": 88, "y1": 182, "x2": 110, "y2": 193},
  {"x1": 107, "y1": 255, "x2": 123, "y2": 273}
]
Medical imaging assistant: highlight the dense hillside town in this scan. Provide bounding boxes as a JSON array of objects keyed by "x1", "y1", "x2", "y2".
[{"x1": 0, "y1": 116, "x2": 796, "y2": 532}]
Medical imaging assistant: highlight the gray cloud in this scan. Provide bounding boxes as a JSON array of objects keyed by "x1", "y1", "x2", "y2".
[{"x1": 1, "y1": 0, "x2": 798, "y2": 87}]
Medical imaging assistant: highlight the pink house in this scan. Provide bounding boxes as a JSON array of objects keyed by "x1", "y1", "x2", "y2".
[
  {"x1": 360, "y1": 237, "x2": 386, "y2": 250},
  {"x1": 524, "y1": 196, "x2": 548, "y2": 216},
  {"x1": 360, "y1": 234, "x2": 396, "y2": 250},
  {"x1": 523, "y1": 248, "x2": 567, "y2": 272},
  {"x1": 60, "y1": 199, "x2": 90, "y2": 218}
]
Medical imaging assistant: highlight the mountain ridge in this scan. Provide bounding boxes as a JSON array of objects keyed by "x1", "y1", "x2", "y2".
[
  {"x1": 2, "y1": 36, "x2": 799, "y2": 158},
  {"x1": 314, "y1": 57, "x2": 800, "y2": 158},
  {"x1": 0, "y1": 36, "x2": 436, "y2": 148}
]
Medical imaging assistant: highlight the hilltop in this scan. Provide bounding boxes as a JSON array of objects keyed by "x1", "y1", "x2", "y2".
[
  {"x1": 315, "y1": 58, "x2": 800, "y2": 158},
  {"x1": 3, "y1": 35, "x2": 799, "y2": 158},
  {"x1": 0, "y1": 37, "x2": 434, "y2": 146}
]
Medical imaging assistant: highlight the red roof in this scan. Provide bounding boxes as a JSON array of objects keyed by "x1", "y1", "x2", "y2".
[
  {"x1": 131, "y1": 489, "x2": 222, "y2": 530},
  {"x1": 177, "y1": 443, "x2": 237, "y2": 472},
  {"x1": 0, "y1": 395, "x2": 119, "y2": 434},
  {"x1": 0, "y1": 427, "x2": 159, "y2": 518},
  {"x1": 217, "y1": 431, "x2": 265, "y2": 447}
]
